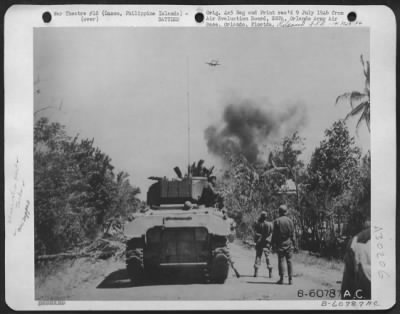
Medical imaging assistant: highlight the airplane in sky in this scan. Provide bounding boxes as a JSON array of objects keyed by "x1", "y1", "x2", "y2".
[{"x1": 205, "y1": 59, "x2": 221, "y2": 67}]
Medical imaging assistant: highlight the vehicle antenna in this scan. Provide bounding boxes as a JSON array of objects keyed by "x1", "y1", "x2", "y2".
[{"x1": 186, "y1": 55, "x2": 191, "y2": 177}]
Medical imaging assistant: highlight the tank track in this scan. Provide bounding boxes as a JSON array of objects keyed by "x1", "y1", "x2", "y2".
[
  {"x1": 126, "y1": 248, "x2": 144, "y2": 285},
  {"x1": 208, "y1": 246, "x2": 230, "y2": 283}
]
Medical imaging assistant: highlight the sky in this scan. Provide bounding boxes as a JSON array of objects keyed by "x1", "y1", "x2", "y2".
[{"x1": 34, "y1": 27, "x2": 369, "y2": 199}]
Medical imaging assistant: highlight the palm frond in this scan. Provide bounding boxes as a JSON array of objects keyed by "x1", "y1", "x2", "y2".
[
  {"x1": 336, "y1": 92, "x2": 362, "y2": 107},
  {"x1": 336, "y1": 55, "x2": 371, "y2": 134},
  {"x1": 196, "y1": 159, "x2": 205, "y2": 175},
  {"x1": 365, "y1": 60, "x2": 370, "y2": 79},
  {"x1": 360, "y1": 55, "x2": 366, "y2": 75},
  {"x1": 335, "y1": 93, "x2": 351, "y2": 106},
  {"x1": 336, "y1": 92, "x2": 368, "y2": 111},
  {"x1": 360, "y1": 55, "x2": 370, "y2": 96},
  {"x1": 360, "y1": 55, "x2": 370, "y2": 78},
  {"x1": 344, "y1": 101, "x2": 368, "y2": 121},
  {"x1": 355, "y1": 107, "x2": 370, "y2": 132},
  {"x1": 364, "y1": 106, "x2": 370, "y2": 131},
  {"x1": 350, "y1": 93, "x2": 368, "y2": 109}
]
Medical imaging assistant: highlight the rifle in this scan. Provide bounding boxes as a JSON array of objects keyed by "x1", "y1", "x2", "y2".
[{"x1": 228, "y1": 257, "x2": 240, "y2": 278}]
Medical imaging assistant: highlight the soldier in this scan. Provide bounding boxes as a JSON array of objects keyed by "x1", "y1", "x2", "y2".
[
  {"x1": 183, "y1": 201, "x2": 194, "y2": 210},
  {"x1": 199, "y1": 176, "x2": 220, "y2": 207},
  {"x1": 253, "y1": 211, "x2": 273, "y2": 278},
  {"x1": 341, "y1": 222, "x2": 371, "y2": 299},
  {"x1": 272, "y1": 204, "x2": 296, "y2": 285}
]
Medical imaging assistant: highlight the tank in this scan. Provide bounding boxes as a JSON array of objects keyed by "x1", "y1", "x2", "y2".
[{"x1": 124, "y1": 175, "x2": 234, "y2": 285}]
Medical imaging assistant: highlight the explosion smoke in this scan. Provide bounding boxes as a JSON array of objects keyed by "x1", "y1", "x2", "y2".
[{"x1": 205, "y1": 100, "x2": 307, "y2": 164}]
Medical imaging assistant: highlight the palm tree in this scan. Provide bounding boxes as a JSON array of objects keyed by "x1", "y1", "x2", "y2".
[
  {"x1": 189, "y1": 159, "x2": 215, "y2": 177},
  {"x1": 336, "y1": 55, "x2": 370, "y2": 132},
  {"x1": 178, "y1": 159, "x2": 214, "y2": 178}
]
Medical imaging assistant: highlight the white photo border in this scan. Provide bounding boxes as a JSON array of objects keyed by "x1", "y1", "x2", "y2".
[{"x1": 4, "y1": 4, "x2": 396, "y2": 310}]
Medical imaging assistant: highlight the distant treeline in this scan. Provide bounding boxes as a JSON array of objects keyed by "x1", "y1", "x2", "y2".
[{"x1": 34, "y1": 118, "x2": 143, "y2": 256}]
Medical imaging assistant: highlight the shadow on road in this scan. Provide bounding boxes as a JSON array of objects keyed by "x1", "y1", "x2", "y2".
[
  {"x1": 246, "y1": 281, "x2": 278, "y2": 285},
  {"x1": 238, "y1": 273, "x2": 279, "y2": 285},
  {"x1": 240, "y1": 275, "x2": 273, "y2": 278},
  {"x1": 97, "y1": 269, "x2": 134, "y2": 289},
  {"x1": 97, "y1": 268, "x2": 208, "y2": 289}
]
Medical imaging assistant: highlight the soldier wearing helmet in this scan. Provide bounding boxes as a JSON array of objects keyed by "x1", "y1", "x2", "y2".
[
  {"x1": 253, "y1": 210, "x2": 273, "y2": 278},
  {"x1": 199, "y1": 176, "x2": 220, "y2": 208},
  {"x1": 272, "y1": 204, "x2": 296, "y2": 285},
  {"x1": 183, "y1": 201, "x2": 193, "y2": 210}
]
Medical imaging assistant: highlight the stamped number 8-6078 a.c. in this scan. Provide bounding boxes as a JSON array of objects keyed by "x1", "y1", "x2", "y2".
[{"x1": 297, "y1": 289, "x2": 339, "y2": 298}]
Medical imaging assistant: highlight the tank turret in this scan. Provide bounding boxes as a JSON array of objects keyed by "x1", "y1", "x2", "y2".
[{"x1": 147, "y1": 176, "x2": 208, "y2": 207}]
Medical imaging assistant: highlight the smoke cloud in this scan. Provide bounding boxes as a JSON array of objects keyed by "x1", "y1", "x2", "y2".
[{"x1": 205, "y1": 100, "x2": 307, "y2": 164}]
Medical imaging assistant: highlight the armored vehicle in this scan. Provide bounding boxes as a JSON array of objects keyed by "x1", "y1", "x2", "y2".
[{"x1": 124, "y1": 175, "x2": 234, "y2": 285}]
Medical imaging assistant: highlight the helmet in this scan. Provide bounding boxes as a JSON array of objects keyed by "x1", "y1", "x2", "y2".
[
  {"x1": 183, "y1": 201, "x2": 193, "y2": 210},
  {"x1": 279, "y1": 204, "x2": 288, "y2": 215}
]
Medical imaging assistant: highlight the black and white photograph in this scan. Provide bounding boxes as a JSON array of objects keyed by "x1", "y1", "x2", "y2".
[
  {"x1": 4, "y1": 4, "x2": 396, "y2": 310},
  {"x1": 33, "y1": 26, "x2": 371, "y2": 301}
]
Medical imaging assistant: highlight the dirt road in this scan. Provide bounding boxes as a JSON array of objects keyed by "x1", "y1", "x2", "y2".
[{"x1": 58, "y1": 242, "x2": 343, "y2": 301}]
